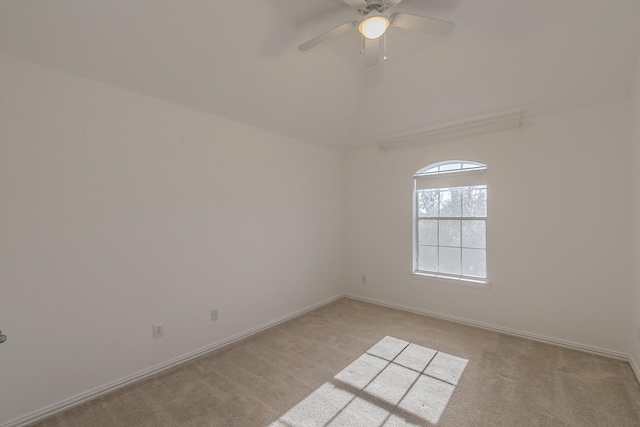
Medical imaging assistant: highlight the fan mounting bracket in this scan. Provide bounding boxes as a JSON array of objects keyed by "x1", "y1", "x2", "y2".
[{"x1": 357, "y1": 0, "x2": 389, "y2": 17}]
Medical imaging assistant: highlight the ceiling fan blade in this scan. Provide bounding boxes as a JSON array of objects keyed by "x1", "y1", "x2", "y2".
[
  {"x1": 363, "y1": 37, "x2": 380, "y2": 68},
  {"x1": 341, "y1": 0, "x2": 366, "y2": 7},
  {"x1": 386, "y1": 0, "x2": 404, "y2": 6},
  {"x1": 390, "y1": 13, "x2": 455, "y2": 37},
  {"x1": 298, "y1": 21, "x2": 357, "y2": 51}
]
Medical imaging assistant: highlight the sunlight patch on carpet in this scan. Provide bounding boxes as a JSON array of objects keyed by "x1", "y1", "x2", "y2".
[{"x1": 269, "y1": 336, "x2": 468, "y2": 426}]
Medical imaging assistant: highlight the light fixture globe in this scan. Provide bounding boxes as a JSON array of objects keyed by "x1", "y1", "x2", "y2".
[{"x1": 358, "y1": 14, "x2": 390, "y2": 40}]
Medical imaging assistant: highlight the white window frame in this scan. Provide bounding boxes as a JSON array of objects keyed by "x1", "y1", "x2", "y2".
[{"x1": 412, "y1": 161, "x2": 490, "y2": 286}]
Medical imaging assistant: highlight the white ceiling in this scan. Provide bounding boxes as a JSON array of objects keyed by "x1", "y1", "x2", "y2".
[{"x1": 0, "y1": 0, "x2": 639, "y2": 149}]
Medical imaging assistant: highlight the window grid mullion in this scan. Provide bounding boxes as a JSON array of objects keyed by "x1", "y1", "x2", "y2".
[
  {"x1": 437, "y1": 190, "x2": 441, "y2": 273},
  {"x1": 460, "y1": 190, "x2": 464, "y2": 273}
]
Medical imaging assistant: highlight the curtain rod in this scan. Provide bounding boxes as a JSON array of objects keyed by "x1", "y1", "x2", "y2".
[{"x1": 378, "y1": 111, "x2": 531, "y2": 152}]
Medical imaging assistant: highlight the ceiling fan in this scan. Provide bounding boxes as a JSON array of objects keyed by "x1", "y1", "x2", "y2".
[{"x1": 297, "y1": 0, "x2": 455, "y2": 67}]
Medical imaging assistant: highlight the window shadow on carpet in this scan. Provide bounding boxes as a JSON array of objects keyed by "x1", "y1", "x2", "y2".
[{"x1": 269, "y1": 336, "x2": 468, "y2": 427}]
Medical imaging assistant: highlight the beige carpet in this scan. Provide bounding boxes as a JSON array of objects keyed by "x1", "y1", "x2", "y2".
[
  {"x1": 28, "y1": 298, "x2": 640, "y2": 426},
  {"x1": 270, "y1": 336, "x2": 468, "y2": 426}
]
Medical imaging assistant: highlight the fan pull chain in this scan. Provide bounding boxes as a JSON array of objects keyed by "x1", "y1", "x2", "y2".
[
  {"x1": 361, "y1": 35, "x2": 365, "y2": 54},
  {"x1": 383, "y1": 33, "x2": 387, "y2": 61}
]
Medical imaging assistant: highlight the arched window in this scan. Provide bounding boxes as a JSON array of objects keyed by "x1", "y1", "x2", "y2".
[{"x1": 413, "y1": 161, "x2": 487, "y2": 281}]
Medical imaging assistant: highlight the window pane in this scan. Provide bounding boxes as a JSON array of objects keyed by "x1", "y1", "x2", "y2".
[
  {"x1": 439, "y1": 188, "x2": 462, "y2": 217},
  {"x1": 417, "y1": 189, "x2": 438, "y2": 218},
  {"x1": 414, "y1": 162, "x2": 488, "y2": 281},
  {"x1": 462, "y1": 220, "x2": 486, "y2": 249},
  {"x1": 462, "y1": 248, "x2": 486, "y2": 278},
  {"x1": 439, "y1": 220, "x2": 460, "y2": 247},
  {"x1": 418, "y1": 220, "x2": 438, "y2": 246},
  {"x1": 462, "y1": 186, "x2": 487, "y2": 217},
  {"x1": 439, "y1": 163, "x2": 462, "y2": 172},
  {"x1": 418, "y1": 246, "x2": 438, "y2": 272},
  {"x1": 439, "y1": 247, "x2": 461, "y2": 275},
  {"x1": 462, "y1": 163, "x2": 483, "y2": 170},
  {"x1": 423, "y1": 166, "x2": 439, "y2": 174}
]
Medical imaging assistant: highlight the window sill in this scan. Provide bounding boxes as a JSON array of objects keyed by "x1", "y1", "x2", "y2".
[{"x1": 410, "y1": 272, "x2": 492, "y2": 289}]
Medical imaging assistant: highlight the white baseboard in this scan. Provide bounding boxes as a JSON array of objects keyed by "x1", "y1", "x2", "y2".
[
  {"x1": 2, "y1": 293, "x2": 345, "y2": 427},
  {"x1": 345, "y1": 294, "x2": 631, "y2": 361},
  {"x1": 6, "y1": 292, "x2": 637, "y2": 427},
  {"x1": 630, "y1": 354, "x2": 640, "y2": 384}
]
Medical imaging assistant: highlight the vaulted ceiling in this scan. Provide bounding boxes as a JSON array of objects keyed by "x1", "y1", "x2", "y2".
[{"x1": 1, "y1": 0, "x2": 639, "y2": 149}]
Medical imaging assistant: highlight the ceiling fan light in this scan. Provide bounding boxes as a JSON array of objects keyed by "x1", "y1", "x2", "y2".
[{"x1": 358, "y1": 15, "x2": 389, "y2": 40}]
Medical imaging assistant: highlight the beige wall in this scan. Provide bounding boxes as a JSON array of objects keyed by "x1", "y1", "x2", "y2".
[
  {"x1": 2, "y1": 48, "x2": 640, "y2": 426},
  {"x1": 0, "y1": 53, "x2": 345, "y2": 425},
  {"x1": 344, "y1": 101, "x2": 632, "y2": 355},
  {"x1": 630, "y1": 53, "x2": 640, "y2": 374}
]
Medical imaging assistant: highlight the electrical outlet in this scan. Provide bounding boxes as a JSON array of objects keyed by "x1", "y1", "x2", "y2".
[
  {"x1": 211, "y1": 309, "x2": 219, "y2": 322},
  {"x1": 362, "y1": 275, "x2": 367, "y2": 284},
  {"x1": 153, "y1": 323, "x2": 164, "y2": 339}
]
